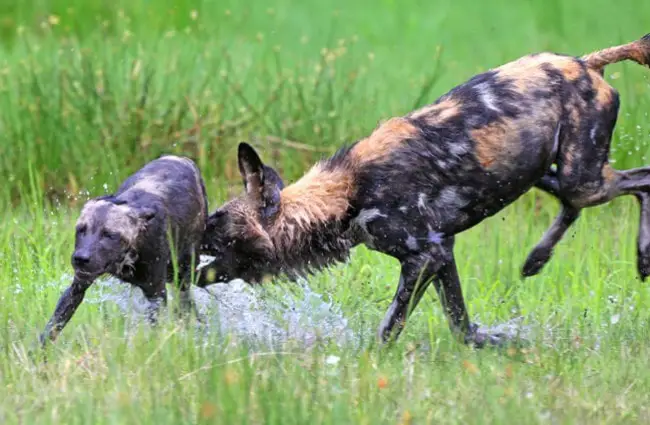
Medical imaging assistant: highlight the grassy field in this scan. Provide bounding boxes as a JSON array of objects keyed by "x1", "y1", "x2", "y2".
[{"x1": 2, "y1": 0, "x2": 650, "y2": 423}]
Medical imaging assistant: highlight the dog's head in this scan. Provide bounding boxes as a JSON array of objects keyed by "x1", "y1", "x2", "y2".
[
  {"x1": 72, "y1": 196, "x2": 156, "y2": 280},
  {"x1": 199, "y1": 143, "x2": 285, "y2": 284}
]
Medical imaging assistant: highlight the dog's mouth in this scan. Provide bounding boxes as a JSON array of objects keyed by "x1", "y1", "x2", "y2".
[
  {"x1": 74, "y1": 260, "x2": 109, "y2": 280},
  {"x1": 197, "y1": 254, "x2": 217, "y2": 271},
  {"x1": 74, "y1": 269, "x2": 99, "y2": 280}
]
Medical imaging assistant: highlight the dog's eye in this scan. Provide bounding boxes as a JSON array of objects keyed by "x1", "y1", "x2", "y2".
[
  {"x1": 76, "y1": 225, "x2": 87, "y2": 235},
  {"x1": 101, "y1": 230, "x2": 120, "y2": 240}
]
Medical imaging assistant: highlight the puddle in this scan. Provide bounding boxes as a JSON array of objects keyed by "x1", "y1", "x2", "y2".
[
  {"x1": 71, "y1": 257, "x2": 355, "y2": 349},
  {"x1": 46, "y1": 259, "x2": 549, "y2": 351}
]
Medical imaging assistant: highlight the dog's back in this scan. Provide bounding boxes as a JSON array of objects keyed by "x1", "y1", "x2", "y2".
[
  {"x1": 337, "y1": 51, "x2": 617, "y2": 237},
  {"x1": 115, "y1": 155, "x2": 208, "y2": 251}
]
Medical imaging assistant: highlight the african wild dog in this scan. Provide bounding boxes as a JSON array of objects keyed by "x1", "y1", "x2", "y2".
[
  {"x1": 199, "y1": 34, "x2": 650, "y2": 346},
  {"x1": 40, "y1": 155, "x2": 208, "y2": 346}
]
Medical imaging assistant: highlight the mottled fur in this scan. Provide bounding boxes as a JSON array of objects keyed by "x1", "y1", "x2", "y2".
[
  {"x1": 40, "y1": 155, "x2": 208, "y2": 346},
  {"x1": 200, "y1": 34, "x2": 650, "y2": 346}
]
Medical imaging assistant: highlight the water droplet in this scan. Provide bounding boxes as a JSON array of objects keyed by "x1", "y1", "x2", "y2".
[{"x1": 325, "y1": 355, "x2": 340, "y2": 365}]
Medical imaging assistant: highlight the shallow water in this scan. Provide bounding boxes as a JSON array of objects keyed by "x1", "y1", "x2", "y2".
[
  {"x1": 75, "y1": 256, "x2": 355, "y2": 349},
  {"x1": 48, "y1": 256, "x2": 541, "y2": 351}
]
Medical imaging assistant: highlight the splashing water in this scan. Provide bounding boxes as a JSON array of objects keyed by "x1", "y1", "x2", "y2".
[
  {"x1": 46, "y1": 258, "x2": 544, "y2": 351},
  {"x1": 55, "y1": 256, "x2": 357, "y2": 349}
]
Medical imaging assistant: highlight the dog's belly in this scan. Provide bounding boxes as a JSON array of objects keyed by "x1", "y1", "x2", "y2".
[
  {"x1": 432, "y1": 115, "x2": 562, "y2": 234},
  {"x1": 425, "y1": 162, "x2": 547, "y2": 235}
]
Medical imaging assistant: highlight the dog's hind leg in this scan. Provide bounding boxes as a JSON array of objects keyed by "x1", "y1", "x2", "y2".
[
  {"x1": 555, "y1": 164, "x2": 650, "y2": 281},
  {"x1": 635, "y1": 192, "x2": 650, "y2": 280},
  {"x1": 522, "y1": 79, "x2": 650, "y2": 279},
  {"x1": 539, "y1": 75, "x2": 650, "y2": 281},
  {"x1": 520, "y1": 125, "x2": 584, "y2": 277},
  {"x1": 604, "y1": 167, "x2": 650, "y2": 280},
  {"x1": 524, "y1": 166, "x2": 650, "y2": 280},
  {"x1": 522, "y1": 198, "x2": 581, "y2": 277}
]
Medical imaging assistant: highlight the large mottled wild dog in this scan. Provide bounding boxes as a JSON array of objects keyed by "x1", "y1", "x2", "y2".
[
  {"x1": 40, "y1": 155, "x2": 208, "y2": 346},
  {"x1": 199, "y1": 35, "x2": 650, "y2": 346}
]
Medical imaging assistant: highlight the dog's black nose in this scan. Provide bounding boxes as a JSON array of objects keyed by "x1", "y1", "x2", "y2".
[{"x1": 72, "y1": 253, "x2": 90, "y2": 267}]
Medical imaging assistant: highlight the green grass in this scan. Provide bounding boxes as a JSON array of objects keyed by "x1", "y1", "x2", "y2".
[{"x1": 3, "y1": 0, "x2": 650, "y2": 423}]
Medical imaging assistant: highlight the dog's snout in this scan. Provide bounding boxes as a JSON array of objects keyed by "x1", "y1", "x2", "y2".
[{"x1": 72, "y1": 253, "x2": 90, "y2": 267}]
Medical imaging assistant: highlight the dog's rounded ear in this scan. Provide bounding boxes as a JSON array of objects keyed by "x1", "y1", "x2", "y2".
[
  {"x1": 263, "y1": 165, "x2": 285, "y2": 190},
  {"x1": 260, "y1": 165, "x2": 283, "y2": 220},
  {"x1": 237, "y1": 142, "x2": 284, "y2": 221},
  {"x1": 137, "y1": 206, "x2": 156, "y2": 222},
  {"x1": 206, "y1": 209, "x2": 227, "y2": 228},
  {"x1": 238, "y1": 142, "x2": 265, "y2": 195}
]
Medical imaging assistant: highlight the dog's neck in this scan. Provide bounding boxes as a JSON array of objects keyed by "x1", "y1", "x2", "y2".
[{"x1": 265, "y1": 163, "x2": 358, "y2": 277}]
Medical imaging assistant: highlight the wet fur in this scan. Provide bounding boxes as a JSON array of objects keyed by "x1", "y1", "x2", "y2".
[
  {"x1": 40, "y1": 155, "x2": 208, "y2": 346},
  {"x1": 200, "y1": 34, "x2": 650, "y2": 345}
]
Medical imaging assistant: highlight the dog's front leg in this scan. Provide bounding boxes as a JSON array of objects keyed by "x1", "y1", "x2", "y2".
[
  {"x1": 139, "y1": 263, "x2": 169, "y2": 325},
  {"x1": 376, "y1": 234, "x2": 516, "y2": 348},
  {"x1": 377, "y1": 237, "x2": 455, "y2": 344},
  {"x1": 433, "y1": 246, "x2": 515, "y2": 348},
  {"x1": 176, "y1": 251, "x2": 201, "y2": 318},
  {"x1": 142, "y1": 286, "x2": 167, "y2": 326},
  {"x1": 377, "y1": 256, "x2": 441, "y2": 344},
  {"x1": 40, "y1": 277, "x2": 93, "y2": 347}
]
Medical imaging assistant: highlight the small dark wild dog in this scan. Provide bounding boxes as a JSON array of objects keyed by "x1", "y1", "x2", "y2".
[
  {"x1": 199, "y1": 35, "x2": 650, "y2": 346},
  {"x1": 40, "y1": 155, "x2": 208, "y2": 346}
]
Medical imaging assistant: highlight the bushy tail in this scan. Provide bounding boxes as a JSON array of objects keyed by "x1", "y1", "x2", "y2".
[{"x1": 581, "y1": 34, "x2": 650, "y2": 72}]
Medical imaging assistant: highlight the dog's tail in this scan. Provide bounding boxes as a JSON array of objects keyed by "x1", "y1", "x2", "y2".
[{"x1": 581, "y1": 34, "x2": 650, "y2": 73}]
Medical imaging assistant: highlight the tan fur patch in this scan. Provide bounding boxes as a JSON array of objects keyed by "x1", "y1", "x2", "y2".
[
  {"x1": 470, "y1": 119, "x2": 521, "y2": 169},
  {"x1": 495, "y1": 54, "x2": 585, "y2": 93},
  {"x1": 409, "y1": 98, "x2": 462, "y2": 125},
  {"x1": 562, "y1": 145, "x2": 577, "y2": 176},
  {"x1": 266, "y1": 163, "x2": 355, "y2": 251},
  {"x1": 494, "y1": 53, "x2": 556, "y2": 93},
  {"x1": 77, "y1": 200, "x2": 141, "y2": 247},
  {"x1": 128, "y1": 178, "x2": 169, "y2": 199},
  {"x1": 602, "y1": 163, "x2": 618, "y2": 184},
  {"x1": 587, "y1": 69, "x2": 615, "y2": 107},
  {"x1": 567, "y1": 103, "x2": 582, "y2": 132},
  {"x1": 275, "y1": 165, "x2": 354, "y2": 230},
  {"x1": 557, "y1": 59, "x2": 583, "y2": 81},
  {"x1": 349, "y1": 117, "x2": 420, "y2": 164}
]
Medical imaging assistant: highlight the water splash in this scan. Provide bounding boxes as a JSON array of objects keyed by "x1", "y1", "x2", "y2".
[
  {"x1": 473, "y1": 316, "x2": 534, "y2": 345},
  {"x1": 70, "y1": 256, "x2": 355, "y2": 349},
  {"x1": 193, "y1": 279, "x2": 354, "y2": 348}
]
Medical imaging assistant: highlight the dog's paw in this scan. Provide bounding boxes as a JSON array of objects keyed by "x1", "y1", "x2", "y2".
[{"x1": 521, "y1": 248, "x2": 552, "y2": 277}]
